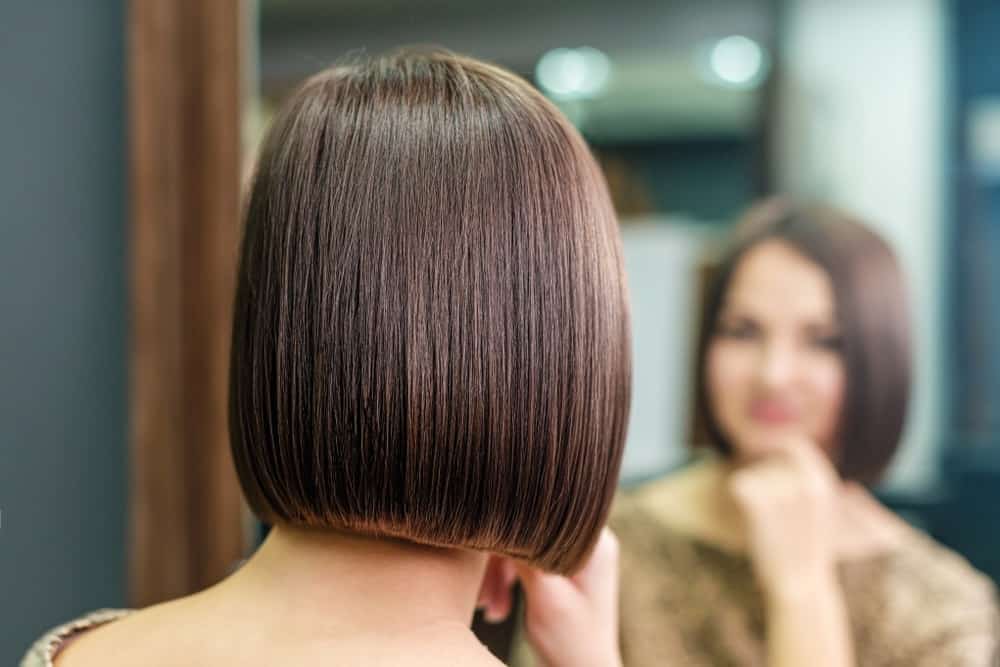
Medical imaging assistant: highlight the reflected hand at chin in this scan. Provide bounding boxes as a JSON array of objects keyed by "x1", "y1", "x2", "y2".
[{"x1": 728, "y1": 437, "x2": 840, "y2": 599}]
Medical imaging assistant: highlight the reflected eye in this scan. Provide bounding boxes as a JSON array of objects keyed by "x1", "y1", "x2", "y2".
[
  {"x1": 811, "y1": 334, "x2": 843, "y2": 351},
  {"x1": 715, "y1": 319, "x2": 758, "y2": 340}
]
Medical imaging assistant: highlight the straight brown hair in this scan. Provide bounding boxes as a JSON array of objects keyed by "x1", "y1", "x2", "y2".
[
  {"x1": 694, "y1": 199, "x2": 911, "y2": 483},
  {"x1": 228, "y1": 50, "x2": 631, "y2": 573}
]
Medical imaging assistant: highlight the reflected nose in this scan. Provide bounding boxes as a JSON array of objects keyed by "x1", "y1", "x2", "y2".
[{"x1": 757, "y1": 340, "x2": 796, "y2": 390}]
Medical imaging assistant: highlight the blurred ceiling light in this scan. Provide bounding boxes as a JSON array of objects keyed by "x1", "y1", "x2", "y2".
[
  {"x1": 536, "y1": 47, "x2": 611, "y2": 99},
  {"x1": 707, "y1": 35, "x2": 768, "y2": 88}
]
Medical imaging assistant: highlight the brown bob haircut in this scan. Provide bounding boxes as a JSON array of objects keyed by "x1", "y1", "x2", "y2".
[
  {"x1": 693, "y1": 199, "x2": 911, "y2": 483},
  {"x1": 228, "y1": 50, "x2": 631, "y2": 573}
]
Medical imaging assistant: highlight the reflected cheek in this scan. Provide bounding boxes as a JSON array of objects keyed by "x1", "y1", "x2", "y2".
[
  {"x1": 805, "y1": 362, "x2": 846, "y2": 444},
  {"x1": 705, "y1": 343, "x2": 755, "y2": 435},
  {"x1": 707, "y1": 343, "x2": 755, "y2": 397}
]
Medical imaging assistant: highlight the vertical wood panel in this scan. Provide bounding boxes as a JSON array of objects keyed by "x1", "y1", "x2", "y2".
[{"x1": 128, "y1": 0, "x2": 247, "y2": 606}]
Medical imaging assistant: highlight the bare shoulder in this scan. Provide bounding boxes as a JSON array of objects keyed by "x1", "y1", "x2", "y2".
[
  {"x1": 406, "y1": 642, "x2": 505, "y2": 667},
  {"x1": 53, "y1": 592, "x2": 224, "y2": 666},
  {"x1": 312, "y1": 624, "x2": 504, "y2": 667},
  {"x1": 391, "y1": 621, "x2": 505, "y2": 666},
  {"x1": 52, "y1": 591, "x2": 504, "y2": 667}
]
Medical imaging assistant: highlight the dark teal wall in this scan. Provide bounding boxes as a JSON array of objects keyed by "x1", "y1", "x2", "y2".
[{"x1": 0, "y1": 2, "x2": 127, "y2": 662}]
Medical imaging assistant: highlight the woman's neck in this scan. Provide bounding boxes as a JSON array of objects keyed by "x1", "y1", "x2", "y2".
[{"x1": 216, "y1": 523, "x2": 490, "y2": 641}]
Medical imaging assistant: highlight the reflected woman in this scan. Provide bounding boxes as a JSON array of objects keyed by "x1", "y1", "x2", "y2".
[{"x1": 609, "y1": 200, "x2": 997, "y2": 666}]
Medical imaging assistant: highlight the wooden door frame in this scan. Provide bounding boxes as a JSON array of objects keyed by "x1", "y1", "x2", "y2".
[{"x1": 127, "y1": 0, "x2": 249, "y2": 607}]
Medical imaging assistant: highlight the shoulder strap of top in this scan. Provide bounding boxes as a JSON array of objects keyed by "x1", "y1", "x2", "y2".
[{"x1": 20, "y1": 608, "x2": 133, "y2": 667}]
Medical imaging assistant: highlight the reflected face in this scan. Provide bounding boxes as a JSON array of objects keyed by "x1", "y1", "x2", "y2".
[{"x1": 706, "y1": 240, "x2": 846, "y2": 462}]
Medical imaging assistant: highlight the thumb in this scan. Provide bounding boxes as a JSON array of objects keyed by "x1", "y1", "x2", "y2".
[
  {"x1": 569, "y1": 528, "x2": 620, "y2": 611},
  {"x1": 515, "y1": 563, "x2": 580, "y2": 627}
]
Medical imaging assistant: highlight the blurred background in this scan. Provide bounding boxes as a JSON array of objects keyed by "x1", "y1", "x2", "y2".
[{"x1": 3, "y1": 0, "x2": 1000, "y2": 662}]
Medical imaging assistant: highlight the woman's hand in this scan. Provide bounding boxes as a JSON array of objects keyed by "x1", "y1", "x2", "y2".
[
  {"x1": 729, "y1": 438, "x2": 854, "y2": 666},
  {"x1": 477, "y1": 527, "x2": 622, "y2": 667},
  {"x1": 728, "y1": 437, "x2": 839, "y2": 601}
]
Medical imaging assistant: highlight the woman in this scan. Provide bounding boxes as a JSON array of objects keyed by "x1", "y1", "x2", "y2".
[
  {"x1": 609, "y1": 201, "x2": 998, "y2": 665},
  {"x1": 21, "y1": 50, "x2": 631, "y2": 666}
]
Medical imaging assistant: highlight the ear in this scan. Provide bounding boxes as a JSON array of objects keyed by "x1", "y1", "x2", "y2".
[{"x1": 476, "y1": 555, "x2": 518, "y2": 623}]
